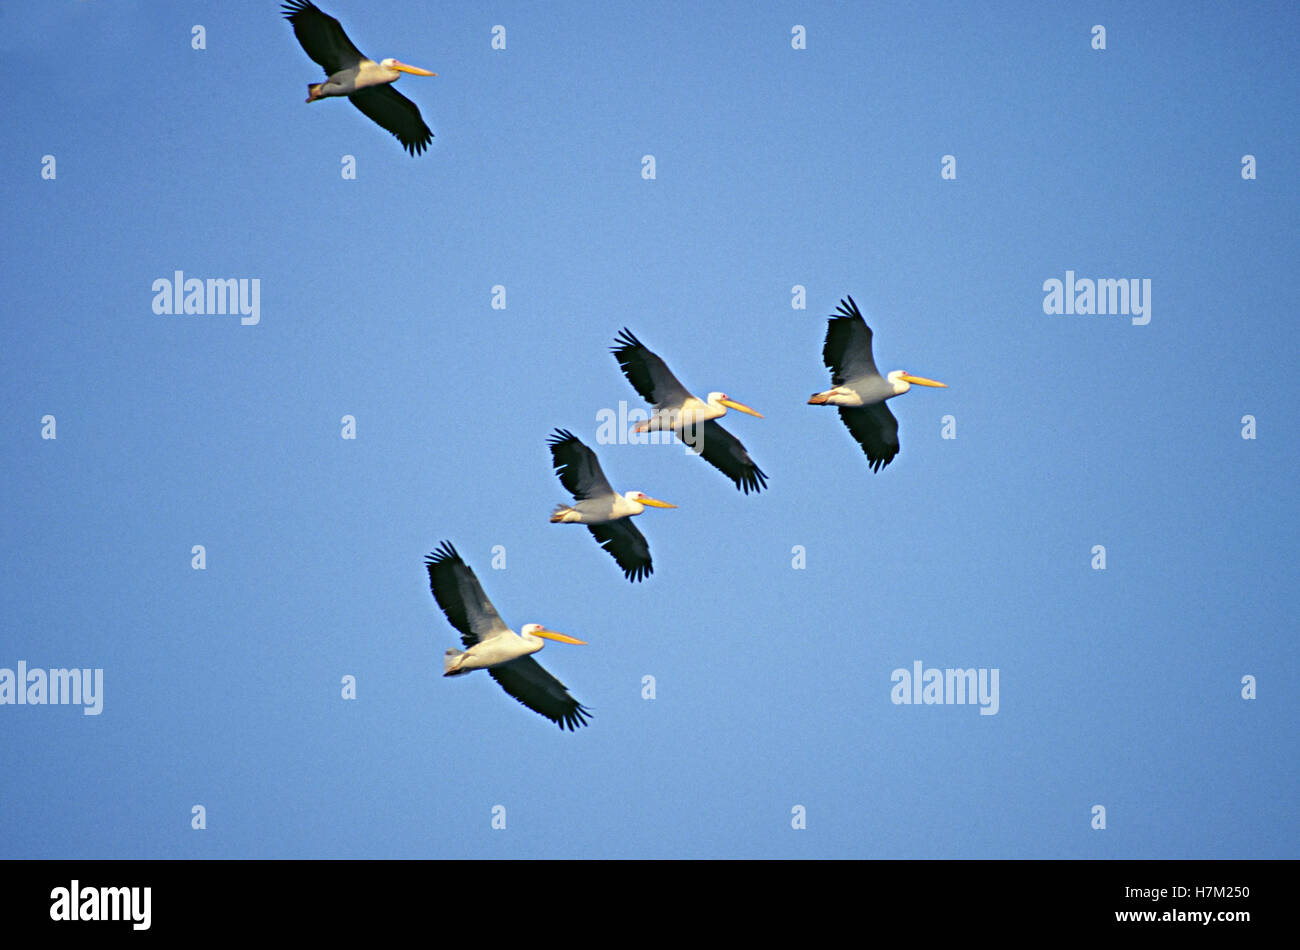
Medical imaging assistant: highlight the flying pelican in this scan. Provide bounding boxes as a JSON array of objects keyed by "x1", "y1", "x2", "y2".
[
  {"x1": 282, "y1": 0, "x2": 436, "y2": 156},
  {"x1": 426, "y1": 541, "x2": 590, "y2": 730},
  {"x1": 808, "y1": 296, "x2": 947, "y2": 471},
  {"x1": 548, "y1": 429, "x2": 676, "y2": 582},
  {"x1": 612, "y1": 328, "x2": 768, "y2": 494}
]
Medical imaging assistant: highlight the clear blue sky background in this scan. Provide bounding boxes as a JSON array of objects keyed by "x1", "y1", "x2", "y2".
[{"x1": 2, "y1": 1, "x2": 1296, "y2": 858}]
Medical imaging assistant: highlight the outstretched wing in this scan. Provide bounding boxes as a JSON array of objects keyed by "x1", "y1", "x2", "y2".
[
  {"x1": 548, "y1": 429, "x2": 614, "y2": 501},
  {"x1": 282, "y1": 0, "x2": 366, "y2": 75},
  {"x1": 694, "y1": 419, "x2": 767, "y2": 494},
  {"x1": 838, "y1": 403, "x2": 900, "y2": 472},
  {"x1": 425, "y1": 541, "x2": 510, "y2": 648},
  {"x1": 612, "y1": 328, "x2": 694, "y2": 409},
  {"x1": 349, "y1": 85, "x2": 433, "y2": 156},
  {"x1": 587, "y1": 520, "x2": 653, "y2": 582},
  {"x1": 823, "y1": 296, "x2": 880, "y2": 387},
  {"x1": 489, "y1": 657, "x2": 591, "y2": 731}
]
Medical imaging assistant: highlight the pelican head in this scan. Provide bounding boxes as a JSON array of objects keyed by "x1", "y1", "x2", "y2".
[
  {"x1": 624, "y1": 491, "x2": 677, "y2": 510},
  {"x1": 380, "y1": 58, "x2": 437, "y2": 77},
  {"x1": 521, "y1": 623, "x2": 588, "y2": 645},
  {"x1": 886, "y1": 370, "x2": 947, "y2": 395},
  {"x1": 706, "y1": 392, "x2": 764, "y2": 418}
]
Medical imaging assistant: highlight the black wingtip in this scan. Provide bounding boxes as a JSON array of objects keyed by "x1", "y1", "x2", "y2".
[
  {"x1": 623, "y1": 562, "x2": 653, "y2": 583},
  {"x1": 862, "y1": 440, "x2": 897, "y2": 472},
  {"x1": 425, "y1": 540, "x2": 460, "y2": 568},
  {"x1": 547, "y1": 428, "x2": 579, "y2": 447},
  {"x1": 835, "y1": 295, "x2": 863, "y2": 320},
  {"x1": 558, "y1": 703, "x2": 593, "y2": 731},
  {"x1": 612, "y1": 327, "x2": 643, "y2": 353},
  {"x1": 281, "y1": 0, "x2": 315, "y2": 22},
  {"x1": 402, "y1": 132, "x2": 433, "y2": 157},
  {"x1": 728, "y1": 463, "x2": 768, "y2": 494}
]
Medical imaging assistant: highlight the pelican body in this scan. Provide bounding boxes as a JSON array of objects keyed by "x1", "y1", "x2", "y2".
[
  {"x1": 442, "y1": 622, "x2": 583, "y2": 675},
  {"x1": 809, "y1": 296, "x2": 947, "y2": 471},
  {"x1": 612, "y1": 328, "x2": 768, "y2": 494},
  {"x1": 283, "y1": 1, "x2": 436, "y2": 156},
  {"x1": 548, "y1": 429, "x2": 675, "y2": 582},
  {"x1": 426, "y1": 541, "x2": 590, "y2": 730},
  {"x1": 634, "y1": 390, "x2": 758, "y2": 433},
  {"x1": 550, "y1": 490, "x2": 673, "y2": 525},
  {"x1": 305, "y1": 58, "x2": 432, "y2": 103}
]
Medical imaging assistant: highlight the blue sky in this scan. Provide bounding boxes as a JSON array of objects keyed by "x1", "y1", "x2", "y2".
[{"x1": 1, "y1": 0, "x2": 1296, "y2": 858}]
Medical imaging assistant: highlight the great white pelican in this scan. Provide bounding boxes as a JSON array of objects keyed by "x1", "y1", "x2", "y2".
[
  {"x1": 808, "y1": 296, "x2": 947, "y2": 471},
  {"x1": 612, "y1": 328, "x2": 768, "y2": 494},
  {"x1": 282, "y1": 0, "x2": 436, "y2": 156},
  {"x1": 426, "y1": 542, "x2": 590, "y2": 730},
  {"x1": 548, "y1": 429, "x2": 676, "y2": 582}
]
